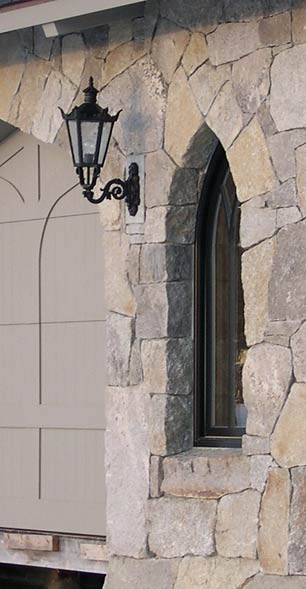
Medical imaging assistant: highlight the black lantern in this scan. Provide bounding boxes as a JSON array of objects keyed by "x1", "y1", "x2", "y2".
[{"x1": 60, "y1": 77, "x2": 140, "y2": 216}]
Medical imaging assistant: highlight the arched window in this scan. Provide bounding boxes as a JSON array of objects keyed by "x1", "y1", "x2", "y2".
[{"x1": 195, "y1": 143, "x2": 247, "y2": 447}]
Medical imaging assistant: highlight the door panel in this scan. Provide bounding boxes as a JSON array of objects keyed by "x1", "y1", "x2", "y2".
[{"x1": 0, "y1": 130, "x2": 106, "y2": 535}]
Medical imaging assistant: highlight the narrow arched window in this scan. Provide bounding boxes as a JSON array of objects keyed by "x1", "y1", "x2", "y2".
[{"x1": 195, "y1": 143, "x2": 247, "y2": 447}]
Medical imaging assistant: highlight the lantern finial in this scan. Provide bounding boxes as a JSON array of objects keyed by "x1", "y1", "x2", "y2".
[{"x1": 83, "y1": 77, "x2": 98, "y2": 104}]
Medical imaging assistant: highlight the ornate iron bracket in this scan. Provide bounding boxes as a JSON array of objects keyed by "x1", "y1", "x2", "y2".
[{"x1": 77, "y1": 162, "x2": 140, "y2": 217}]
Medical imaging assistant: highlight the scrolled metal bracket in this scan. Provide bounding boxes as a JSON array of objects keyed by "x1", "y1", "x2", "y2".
[{"x1": 77, "y1": 162, "x2": 140, "y2": 217}]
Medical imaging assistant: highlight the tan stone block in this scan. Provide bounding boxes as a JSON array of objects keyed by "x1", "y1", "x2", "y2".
[
  {"x1": 12, "y1": 55, "x2": 51, "y2": 135},
  {"x1": 80, "y1": 542, "x2": 109, "y2": 561},
  {"x1": 216, "y1": 490, "x2": 260, "y2": 559},
  {"x1": 240, "y1": 199, "x2": 276, "y2": 249},
  {"x1": 32, "y1": 70, "x2": 76, "y2": 143},
  {"x1": 0, "y1": 32, "x2": 25, "y2": 123},
  {"x1": 289, "y1": 466, "x2": 306, "y2": 574},
  {"x1": 268, "y1": 130, "x2": 306, "y2": 182},
  {"x1": 271, "y1": 383, "x2": 306, "y2": 468},
  {"x1": 292, "y1": 6, "x2": 306, "y2": 44},
  {"x1": 182, "y1": 33, "x2": 208, "y2": 77},
  {"x1": 145, "y1": 207, "x2": 167, "y2": 243},
  {"x1": 190, "y1": 62, "x2": 231, "y2": 117},
  {"x1": 296, "y1": 143, "x2": 306, "y2": 216},
  {"x1": 271, "y1": 45, "x2": 306, "y2": 132},
  {"x1": 242, "y1": 435, "x2": 270, "y2": 455},
  {"x1": 162, "y1": 450, "x2": 250, "y2": 499},
  {"x1": 175, "y1": 556, "x2": 259, "y2": 589},
  {"x1": 258, "y1": 468, "x2": 290, "y2": 574},
  {"x1": 104, "y1": 231, "x2": 136, "y2": 317},
  {"x1": 152, "y1": 19, "x2": 190, "y2": 84},
  {"x1": 250, "y1": 455, "x2": 273, "y2": 493},
  {"x1": 228, "y1": 118, "x2": 277, "y2": 202},
  {"x1": 247, "y1": 575, "x2": 306, "y2": 589},
  {"x1": 206, "y1": 81, "x2": 243, "y2": 150},
  {"x1": 207, "y1": 22, "x2": 262, "y2": 66},
  {"x1": 5, "y1": 533, "x2": 59, "y2": 552},
  {"x1": 142, "y1": 339, "x2": 167, "y2": 393},
  {"x1": 62, "y1": 34, "x2": 86, "y2": 87},
  {"x1": 276, "y1": 207, "x2": 302, "y2": 228},
  {"x1": 242, "y1": 238, "x2": 274, "y2": 346},
  {"x1": 103, "y1": 40, "x2": 146, "y2": 87},
  {"x1": 145, "y1": 151, "x2": 176, "y2": 208},
  {"x1": 243, "y1": 343, "x2": 292, "y2": 437},
  {"x1": 165, "y1": 67, "x2": 203, "y2": 167}
]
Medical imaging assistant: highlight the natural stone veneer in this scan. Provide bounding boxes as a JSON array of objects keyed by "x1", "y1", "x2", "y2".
[
  {"x1": 243, "y1": 343, "x2": 292, "y2": 436},
  {"x1": 1, "y1": 2, "x2": 306, "y2": 587},
  {"x1": 258, "y1": 468, "x2": 290, "y2": 574},
  {"x1": 271, "y1": 384, "x2": 306, "y2": 467},
  {"x1": 174, "y1": 556, "x2": 259, "y2": 589},
  {"x1": 149, "y1": 497, "x2": 217, "y2": 558},
  {"x1": 216, "y1": 490, "x2": 260, "y2": 559}
]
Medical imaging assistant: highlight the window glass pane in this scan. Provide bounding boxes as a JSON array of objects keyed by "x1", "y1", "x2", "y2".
[
  {"x1": 234, "y1": 210, "x2": 247, "y2": 428},
  {"x1": 98, "y1": 122, "x2": 112, "y2": 167},
  {"x1": 67, "y1": 121, "x2": 80, "y2": 166},
  {"x1": 81, "y1": 121, "x2": 99, "y2": 166},
  {"x1": 212, "y1": 195, "x2": 230, "y2": 427}
]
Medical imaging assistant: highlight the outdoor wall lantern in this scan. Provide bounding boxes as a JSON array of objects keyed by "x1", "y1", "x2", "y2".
[{"x1": 60, "y1": 77, "x2": 140, "y2": 216}]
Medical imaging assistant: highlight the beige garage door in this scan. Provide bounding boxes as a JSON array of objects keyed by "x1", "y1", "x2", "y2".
[{"x1": 0, "y1": 129, "x2": 106, "y2": 535}]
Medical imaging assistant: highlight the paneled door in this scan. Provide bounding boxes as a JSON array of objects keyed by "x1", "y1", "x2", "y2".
[{"x1": 0, "y1": 129, "x2": 106, "y2": 535}]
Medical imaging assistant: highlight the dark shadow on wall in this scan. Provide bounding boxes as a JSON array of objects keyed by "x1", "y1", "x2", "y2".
[{"x1": 0, "y1": 564, "x2": 105, "y2": 588}]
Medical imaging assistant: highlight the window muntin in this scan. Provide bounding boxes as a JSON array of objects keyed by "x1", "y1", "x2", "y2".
[{"x1": 195, "y1": 144, "x2": 247, "y2": 447}]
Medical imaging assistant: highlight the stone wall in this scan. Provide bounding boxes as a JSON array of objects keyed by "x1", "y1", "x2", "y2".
[{"x1": 1, "y1": 0, "x2": 306, "y2": 587}]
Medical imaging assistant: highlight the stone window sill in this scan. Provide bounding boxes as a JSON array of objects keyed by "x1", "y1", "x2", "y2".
[{"x1": 161, "y1": 447, "x2": 250, "y2": 499}]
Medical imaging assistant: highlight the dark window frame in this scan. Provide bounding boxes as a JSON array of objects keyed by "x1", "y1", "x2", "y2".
[{"x1": 194, "y1": 143, "x2": 246, "y2": 448}]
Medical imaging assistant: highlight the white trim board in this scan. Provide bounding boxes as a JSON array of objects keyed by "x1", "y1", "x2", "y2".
[{"x1": 0, "y1": 0, "x2": 146, "y2": 34}]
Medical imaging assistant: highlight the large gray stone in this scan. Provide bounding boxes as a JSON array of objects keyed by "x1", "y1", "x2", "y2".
[
  {"x1": 140, "y1": 244, "x2": 192, "y2": 283},
  {"x1": 148, "y1": 394, "x2": 192, "y2": 456},
  {"x1": 102, "y1": 40, "x2": 146, "y2": 87},
  {"x1": 182, "y1": 33, "x2": 209, "y2": 77},
  {"x1": 268, "y1": 130, "x2": 306, "y2": 182},
  {"x1": 207, "y1": 22, "x2": 262, "y2": 65},
  {"x1": 242, "y1": 435, "x2": 270, "y2": 455},
  {"x1": 242, "y1": 238, "x2": 274, "y2": 346},
  {"x1": 160, "y1": 0, "x2": 223, "y2": 29},
  {"x1": 269, "y1": 219, "x2": 306, "y2": 321},
  {"x1": 232, "y1": 49, "x2": 272, "y2": 114},
  {"x1": 0, "y1": 31, "x2": 26, "y2": 123},
  {"x1": 243, "y1": 343, "x2": 292, "y2": 436},
  {"x1": 101, "y1": 57, "x2": 167, "y2": 155},
  {"x1": 276, "y1": 207, "x2": 302, "y2": 228},
  {"x1": 296, "y1": 143, "x2": 306, "y2": 216},
  {"x1": 142, "y1": 338, "x2": 193, "y2": 396},
  {"x1": 106, "y1": 313, "x2": 133, "y2": 387},
  {"x1": 136, "y1": 282, "x2": 192, "y2": 339},
  {"x1": 271, "y1": 384, "x2": 306, "y2": 468},
  {"x1": 166, "y1": 205, "x2": 197, "y2": 245},
  {"x1": 106, "y1": 387, "x2": 150, "y2": 558},
  {"x1": 149, "y1": 497, "x2": 217, "y2": 558},
  {"x1": 258, "y1": 12, "x2": 291, "y2": 46},
  {"x1": 216, "y1": 490, "x2": 260, "y2": 559},
  {"x1": 162, "y1": 450, "x2": 251, "y2": 498},
  {"x1": 271, "y1": 45, "x2": 306, "y2": 131},
  {"x1": 289, "y1": 467, "x2": 306, "y2": 574},
  {"x1": 292, "y1": 322, "x2": 306, "y2": 382},
  {"x1": 169, "y1": 168, "x2": 199, "y2": 205},
  {"x1": 175, "y1": 556, "x2": 259, "y2": 589},
  {"x1": 105, "y1": 556, "x2": 180, "y2": 589},
  {"x1": 258, "y1": 468, "x2": 290, "y2": 574},
  {"x1": 266, "y1": 179, "x2": 298, "y2": 208}
]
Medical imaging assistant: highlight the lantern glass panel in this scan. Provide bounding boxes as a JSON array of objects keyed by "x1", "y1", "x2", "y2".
[
  {"x1": 80, "y1": 121, "x2": 100, "y2": 166},
  {"x1": 98, "y1": 122, "x2": 113, "y2": 167},
  {"x1": 67, "y1": 120, "x2": 80, "y2": 166}
]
